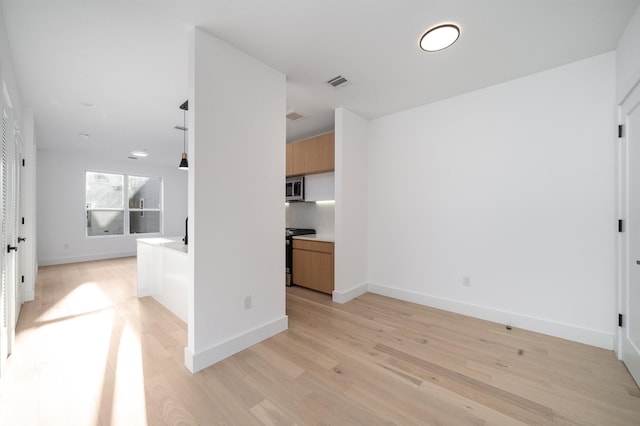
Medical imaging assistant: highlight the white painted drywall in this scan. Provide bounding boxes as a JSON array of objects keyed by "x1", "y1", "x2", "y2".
[
  {"x1": 367, "y1": 52, "x2": 617, "y2": 349},
  {"x1": 0, "y1": 5, "x2": 23, "y2": 123},
  {"x1": 286, "y1": 202, "x2": 335, "y2": 235},
  {"x1": 334, "y1": 108, "x2": 369, "y2": 303},
  {"x1": 36, "y1": 150, "x2": 187, "y2": 265},
  {"x1": 185, "y1": 28, "x2": 286, "y2": 372},
  {"x1": 1, "y1": 7, "x2": 35, "y2": 305},
  {"x1": 304, "y1": 172, "x2": 334, "y2": 202},
  {"x1": 616, "y1": 3, "x2": 640, "y2": 102}
]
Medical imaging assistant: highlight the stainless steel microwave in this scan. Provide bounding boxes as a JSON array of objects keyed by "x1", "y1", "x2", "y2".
[{"x1": 286, "y1": 176, "x2": 304, "y2": 202}]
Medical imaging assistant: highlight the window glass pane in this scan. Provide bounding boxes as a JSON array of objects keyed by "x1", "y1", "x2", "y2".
[
  {"x1": 128, "y1": 176, "x2": 161, "y2": 209},
  {"x1": 87, "y1": 210, "x2": 124, "y2": 236},
  {"x1": 129, "y1": 211, "x2": 160, "y2": 234},
  {"x1": 86, "y1": 172, "x2": 124, "y2": 209}
]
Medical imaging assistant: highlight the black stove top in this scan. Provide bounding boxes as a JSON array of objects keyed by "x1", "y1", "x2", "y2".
[{"x1": 286, "y1": 228, "x2": 316, "y2": 237}]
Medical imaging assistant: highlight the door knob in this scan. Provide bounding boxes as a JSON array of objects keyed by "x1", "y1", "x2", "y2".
[
  {"x1": 7, "y1": 245, "x2": 17, "y2": 253},
  {"x1": 18, "y1": 237, "x2": 26, "y2": 243}
]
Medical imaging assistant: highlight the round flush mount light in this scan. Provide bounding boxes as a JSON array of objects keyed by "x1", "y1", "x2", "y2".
[
  {"x1": 130, "y1": 150, "x2": 149, "y2": 157},
  {"x1": 78, "y1": 132, "x2": 90, "y2": 139},
  {"x1": 420, "y1": 24, "x2": 460, "y2": 52}
]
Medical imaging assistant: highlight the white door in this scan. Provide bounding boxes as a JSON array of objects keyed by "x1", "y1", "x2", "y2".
[
  {"x1": 10, "y1": 127, "x2": 22, "y2": 334},
  {"x1": 620, "y1": 80, "x2": 640, "y2": 385},
  {"x1": 13, "y1": 132, "x2": 26, "y2": 320}
]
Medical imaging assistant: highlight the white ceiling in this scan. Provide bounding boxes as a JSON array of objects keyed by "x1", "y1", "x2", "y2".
[{"x1": 2, "y1": 0, "x2": 638, "y2": 167}]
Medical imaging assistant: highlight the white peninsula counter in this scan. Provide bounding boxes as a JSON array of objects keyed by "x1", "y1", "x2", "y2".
[{"x1": 137, "y1": 237, "x2": 188, "y2": 323}]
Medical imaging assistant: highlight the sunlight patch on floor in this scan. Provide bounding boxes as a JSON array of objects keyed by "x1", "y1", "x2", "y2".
[{"x1": 111, "y1": 323, "x2": 148, "y2": 425}]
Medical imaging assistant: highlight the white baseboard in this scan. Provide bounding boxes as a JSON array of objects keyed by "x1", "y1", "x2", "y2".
[
  {"x1": 184, "y1": 315, "x2": 288, "y2": 373},
  {"x1": 333, "y1": 283, "x2": 368, "y2": 304},
  {"x1": 367, "y1": 283, "x2": 614, "y2": 350},
  {"x1": 38, "y1": 251, "x2": 137, "y2": 266}
]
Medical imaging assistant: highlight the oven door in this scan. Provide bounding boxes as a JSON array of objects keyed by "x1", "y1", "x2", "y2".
[{"x1": 285, "y1": 237, "x2": 293, "y2": 285}]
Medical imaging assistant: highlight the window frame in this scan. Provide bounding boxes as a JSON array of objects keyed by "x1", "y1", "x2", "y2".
[{"x1": 85, "y1": 170, "x2": 164, "y2": 238}]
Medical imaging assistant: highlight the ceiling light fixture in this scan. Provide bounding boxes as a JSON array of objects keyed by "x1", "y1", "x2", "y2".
[
  {"x1": 130, "y1": 150, "x2": 148, "y2": 157},
  {"x1": 78, "y1": 132, "x2": 90, "y2": 139},
  {"x1": 419, "y1": 24, "x2": 460, "y2": 52},
  {"x1": 178, "y1": 100, "x2": 188, "y2": 170}
]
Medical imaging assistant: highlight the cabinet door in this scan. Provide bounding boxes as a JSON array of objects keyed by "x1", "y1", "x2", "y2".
[
  {"x1": 286, "y1": 143, "x2": 294, "y2": 177},
  {"x1": 290, "y1": 138, "x2": 308, "y2": 176},
  {"x1": 292, "y1": 240, "x2": 334, "y2": 294},
  {"x1": 304, "y1": 133, "x2": 334, "y2": 175},
  {"x1": 289, "y1": 132, "x2": 335, "y2": 176}
]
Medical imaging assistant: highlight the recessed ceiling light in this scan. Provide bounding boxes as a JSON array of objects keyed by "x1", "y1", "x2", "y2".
[
  {"x1": 78, "y1": 133, "x2": 90, "y2": 139},
  {"x1": 419, "y1": 24, "x2": 460, "y2": 52},
  {"x1": 81, "y1": 102, "x2": 97, "y2": 108},
  {"x1": 130, "y1": 150, "x2": 148, "y2": 157}
]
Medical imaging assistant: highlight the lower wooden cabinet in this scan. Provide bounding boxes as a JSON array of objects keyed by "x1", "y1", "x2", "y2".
[{"x1": 292, "y1": 239, "x2": 334, "y2": 294}]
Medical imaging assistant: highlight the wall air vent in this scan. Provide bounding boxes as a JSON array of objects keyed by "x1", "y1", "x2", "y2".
[
  {"x1": 326, "y1": 75, "x2": 349, "y2": 88},
  {"x1": 286, "y1": 111, "x2": 305, "y2": 121}
]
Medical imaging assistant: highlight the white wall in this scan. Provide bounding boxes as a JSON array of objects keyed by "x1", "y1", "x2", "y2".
[
  {"x1": 1, "y1": 6, "x2": 36, "y2": 305},
  {"x1": 286, "y1": 202, "x2": 334, "y2": 235},
  {"x1": 616, "y1": 3, "x2": 640, "y2": 102},
  {"x1": 334, "y1": 108, "x2": 369, "y2": 303},
  {"x1": 37, "y1": 150, "x2": 187, "y2": 265},
  {"x1": 367, "y1": 52, "x2": 617, "y2": 349},
  {"x1": 185, "y1": 28, "x2": 286, "y2": 372},
  {"x1": 0, "y1": 5, "x2": 23, "y2": 123}
]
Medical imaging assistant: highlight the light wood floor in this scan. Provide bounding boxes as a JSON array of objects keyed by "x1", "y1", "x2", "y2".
[{"x1": 1, "y1": 257, "x2": 639, "y2": 425}]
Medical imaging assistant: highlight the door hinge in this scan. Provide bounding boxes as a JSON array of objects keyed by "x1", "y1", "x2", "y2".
[
  {"x1": 618, "y1": 219, "x2": 624, "y2": 232},
  {"x1": 22, "y1": 158, "x2": 25, "y2": 167},
  {"x1": 21, "y1": 275, "x2": 24, "y2": 283},
  {"x1": 619, "y1": 124, "x2": 624, "y2": 138},
  {"x1": 619, "y1": 313, "x2": 624, "y2": 327}
]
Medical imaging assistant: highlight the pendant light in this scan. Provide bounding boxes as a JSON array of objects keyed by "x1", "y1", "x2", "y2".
[{"x1": 178, "y1": 100, "x2": 189, "y2": 170}]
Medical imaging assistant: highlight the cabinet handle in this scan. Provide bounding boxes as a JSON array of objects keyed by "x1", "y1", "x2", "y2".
[{"x1": 7, "y1": 245, "x2": 17, "y2": 253}]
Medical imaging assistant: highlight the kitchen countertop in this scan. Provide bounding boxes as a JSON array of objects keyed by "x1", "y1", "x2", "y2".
[
  {"x1": 137, "y1": 237, "x2": 188, "y2": 254},
  {"x1": 292, "y1": 234, "x2": 334, "y2": 243}
]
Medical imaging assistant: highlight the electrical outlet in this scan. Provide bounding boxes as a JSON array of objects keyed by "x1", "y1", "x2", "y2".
[
  {"x1": 463, "y1": 276, "x2": 471, "y2": 287},
  {"x1": 244, "y1": 295, "x2": 252, "y2": 310}
]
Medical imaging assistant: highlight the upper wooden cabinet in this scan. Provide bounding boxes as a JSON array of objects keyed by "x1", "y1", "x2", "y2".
[{"x1": 286, "y1": 132, "x2": 334, "y2": 177}]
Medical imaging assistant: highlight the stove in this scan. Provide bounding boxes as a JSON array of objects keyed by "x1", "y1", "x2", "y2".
[
  {"x1": 286, "y1": 228, "x2": 315, "y2": 286},
  {"x1": 286, "y1": 228, "x2": 316, "y2": 238}
]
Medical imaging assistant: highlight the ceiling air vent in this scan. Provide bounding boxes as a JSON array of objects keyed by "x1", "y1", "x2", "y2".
[
  {"x1": 327, "y1": 75, "x2": 349, "y2": 88},
  {"x1": 286, "y1": 110, "x2": 305, "y2": 121}
]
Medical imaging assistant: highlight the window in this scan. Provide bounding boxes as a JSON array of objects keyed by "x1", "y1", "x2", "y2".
[
  {"x1": 128, "y1": 175, "x2": 161, "y2": 234},
  {"x1": 85, "y1": 171, "x2": 162, "y2": 237}
]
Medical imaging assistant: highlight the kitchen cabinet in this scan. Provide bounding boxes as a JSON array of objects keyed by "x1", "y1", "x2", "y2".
[
  {"x1": 292, "y1": 239, "x2": 334, "y2": 294},
  {"x1": 285, "y1": 143, "x2": 295, "y2": 177},
  {"x1": 286, "y1": 132, "x2": 334, "y2": 177}
]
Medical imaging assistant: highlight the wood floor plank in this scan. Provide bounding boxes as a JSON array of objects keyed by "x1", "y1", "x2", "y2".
[{"x1": 1, "y1": 258, "x2": 639, "y2": 425}]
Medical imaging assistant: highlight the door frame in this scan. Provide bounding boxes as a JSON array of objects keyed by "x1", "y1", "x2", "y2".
[{"x1": 616, "y1": 75, "x2": 640, "y2": 384}]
